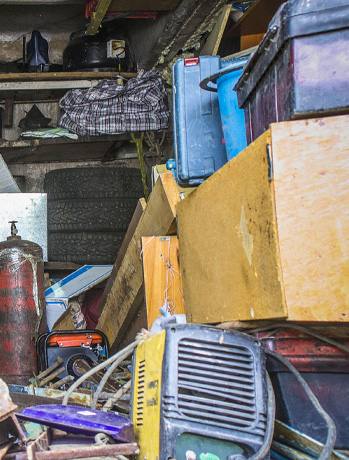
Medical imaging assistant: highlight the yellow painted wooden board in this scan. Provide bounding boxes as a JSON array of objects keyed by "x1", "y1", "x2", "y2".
[
  {"x1": 97, "y1": 173, "x2": 193, "y2": 348},
  {"x1": 177, "y1": 115, "x2": 349, "y2": 323},
  {"x1": 142, "y1": 236, "x2": 185, "y2": 328},
  {"x1": 177, "y1": 131, "x2": 286, "y2": 323}
]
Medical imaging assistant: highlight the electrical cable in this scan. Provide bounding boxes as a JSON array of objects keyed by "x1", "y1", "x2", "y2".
[
  {"x1": 248, "y1": 374, "x2": 275, "y2": 460},
  {"x1": 229, "y1": 373, "x2": 275, "y2": 460},
  {"x1": 91, "y1": 345, "x2": 135, "y2": 409},
  {"x1": 62, "y1": 339, "x2": 141, "y2": 406},
  {"x1": 266, "y1": 349, "x2": 336, "y2": 460}
]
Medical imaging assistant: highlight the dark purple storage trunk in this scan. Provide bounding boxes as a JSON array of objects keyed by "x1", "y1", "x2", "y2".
[{"x1": 235, "y1": 0, "x2": 349, "y2": 143}]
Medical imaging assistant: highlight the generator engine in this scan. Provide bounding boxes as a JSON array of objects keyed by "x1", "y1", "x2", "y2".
[
  {"x1": 132, "y1": 324, "x2": 274, "y2": 460},
  {"x1": 63, "y1": 30, "x2": 133, "y2": 72}
]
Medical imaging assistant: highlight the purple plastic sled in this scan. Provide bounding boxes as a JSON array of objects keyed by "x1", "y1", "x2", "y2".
[{"x1": 17, "y1": 404, "x2": 134, "y2": 443}]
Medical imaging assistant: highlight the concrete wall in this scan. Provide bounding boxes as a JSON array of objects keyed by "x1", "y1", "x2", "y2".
[
  {"x1": 8, "y1": 159, "x2": 140, "y2": 192},
  {"x1": 0, "y1": 5, "x2": 85, "y2": 64}
]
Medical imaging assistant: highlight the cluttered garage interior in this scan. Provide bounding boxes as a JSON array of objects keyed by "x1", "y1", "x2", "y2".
[{"x1": 0, "y1": 0, "x2": 348, "y2": 459}]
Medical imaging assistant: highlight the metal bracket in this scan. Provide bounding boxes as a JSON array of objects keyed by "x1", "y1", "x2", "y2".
[{"x1": 266, "y1": 144, "x2": 273, "y2": 182}]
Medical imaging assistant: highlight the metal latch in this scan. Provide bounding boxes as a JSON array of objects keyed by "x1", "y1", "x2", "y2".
[{"x1": 266, "y1": 144, "x2": 273, "y2": 181}]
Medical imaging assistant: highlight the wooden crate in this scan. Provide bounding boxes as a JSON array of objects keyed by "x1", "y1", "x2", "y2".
[{"x1": 177, "y1": 115, "x2": 349, "y2": 323}]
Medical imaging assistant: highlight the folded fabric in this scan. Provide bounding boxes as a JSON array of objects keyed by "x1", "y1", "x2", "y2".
[
  {"x1": 59, "y1": 70, "x2": 169, "y2": 136},
  {"x1": 21, "y1": 127, "x2": 78, "y2": 140}
]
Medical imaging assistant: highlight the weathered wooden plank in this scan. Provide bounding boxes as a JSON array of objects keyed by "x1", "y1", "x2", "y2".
[
  {"x1": 201, "y1": 5, "x2": 231, "y2": 55},
  {"x1": 142, "y1": 236, "x2": 185, "y2": 328},
  {"x1": 97, "y1": 173, "x2": 192, "y2": 348},
  {"x1": 0, "y1": 71, "x2": 135, "y2": 81},
  {"x1": 53, "y1": 199, "x2": 147, "y2": 332},
  {"x1": 53, "y1": 308, "x2": 75, "y2": 331},
  {"x1": 177, "y1": 115, "x2": 349, "y2": 323}
]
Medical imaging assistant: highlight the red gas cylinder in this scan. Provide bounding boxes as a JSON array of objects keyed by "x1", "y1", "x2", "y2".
[{"x1": 0, "y1": 221, "x2": 45, "y2": 384}]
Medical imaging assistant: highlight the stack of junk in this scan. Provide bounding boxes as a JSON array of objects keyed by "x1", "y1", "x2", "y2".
[{"x1": 0, "y1": 1, "x2": 349, "y2": 460}]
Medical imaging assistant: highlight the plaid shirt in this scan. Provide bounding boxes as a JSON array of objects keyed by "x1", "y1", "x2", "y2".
[{"x1": 59, "y1": 70, "x2": 169, "y2": 136}]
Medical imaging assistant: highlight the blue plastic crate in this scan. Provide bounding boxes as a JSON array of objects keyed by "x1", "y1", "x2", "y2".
[{"x1": 172, "y1": 56, "x2": 227, "y2": 186}]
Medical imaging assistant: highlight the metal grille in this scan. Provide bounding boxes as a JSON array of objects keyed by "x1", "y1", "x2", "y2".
[
  {"x1": 136, "y1": 359, "x2": 145, "y2": 426},
  {"x1": 177, "y1": 338, "x2": 264, "y2": 434}
]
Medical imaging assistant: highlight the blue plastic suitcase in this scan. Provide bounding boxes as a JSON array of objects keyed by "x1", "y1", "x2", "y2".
[{"x1": 172, "y1": 56, "x2": 227, "y2": 186}]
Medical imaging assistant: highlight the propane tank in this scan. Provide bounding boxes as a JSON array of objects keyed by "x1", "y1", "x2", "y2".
[{"x1": 0, "y1": 221, "x2": 45, "y2": 384}]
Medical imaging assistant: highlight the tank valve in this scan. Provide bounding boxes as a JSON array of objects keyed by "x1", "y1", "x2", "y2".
[{"x1": 8, "y1": 221, "x2": 20, "y2": 240}]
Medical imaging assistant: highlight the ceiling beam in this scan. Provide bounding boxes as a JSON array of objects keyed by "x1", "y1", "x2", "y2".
[{"x1": 86, "y1": 0, "x2": 112, "y2": 35}]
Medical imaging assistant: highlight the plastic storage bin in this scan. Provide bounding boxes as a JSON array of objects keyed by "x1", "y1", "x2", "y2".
[
  {"x1": 235, "y1": 0, "x2": 349, "y2": 143},
  {"x1": 172, "y1": 56, "x2": 227, "y2": 186},
  {"x1": 200, "y1": 52, "x2": 251, "y2": 160}
]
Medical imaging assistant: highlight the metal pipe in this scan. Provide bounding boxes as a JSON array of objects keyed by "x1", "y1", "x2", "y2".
[
  {"x1": 38, "y1": 366, "x2": 65, "y2": 387},
  {"x1": 36, "y1": 357, "x2": 64, "y2": 382},
  {"x1": 50, "y1": 375, "x2": 74, "y2": 389},
  {"x1": 35, "y1": 442, "x2": 139, "y2": 460}
]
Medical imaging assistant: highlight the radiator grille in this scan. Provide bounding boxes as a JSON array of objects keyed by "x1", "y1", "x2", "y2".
[
  {"x1": 136, "y1": 359, "x2": 145, "y2": 427},
  {"x1": 177, "y1": 338, "x2": 262, "y2": 433}
]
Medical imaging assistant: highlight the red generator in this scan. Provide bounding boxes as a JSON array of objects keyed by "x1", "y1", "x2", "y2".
[
  {"x1": 258, "y1": 329, "x2": 349, "y2": 449},
  {"x1": 36, "y1": 330, "x2": 109, "y2": 382}
]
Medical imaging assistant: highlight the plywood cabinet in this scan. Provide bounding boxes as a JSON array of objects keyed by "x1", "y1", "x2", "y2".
[{"x1": 177, "y1": 115, "x2": 349, "y2": 323}]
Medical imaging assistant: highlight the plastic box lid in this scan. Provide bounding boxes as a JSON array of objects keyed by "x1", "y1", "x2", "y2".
[{"x1": 235, "y1": 0, "x2": 349, "y2": 106}]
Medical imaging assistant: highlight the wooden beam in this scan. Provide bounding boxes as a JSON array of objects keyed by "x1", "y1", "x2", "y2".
[
  {"x1": 98, "y1": 198, "x2": 147, "y2": 314},
  {"x1": 109, "y1": 0, "x2": 180, "y2": 11},
  {"x1": 142, "y1": 236, "x2": 185, "y2": 328},
  {"x1": 86, "y1": 0, "x2": 113, "y2": 35},
  {"x1": 201, "y1": 5, "x2": 231, "y2": 55},
  {"x1": 97, "y1": 173, "x2": 193, "y2": 348},
  {"x1": 54, "y1": 201, "x2": 147, "y2": 331},
  {"x1": 0, "y1": 72, "x2": 135, "y2": 81}
]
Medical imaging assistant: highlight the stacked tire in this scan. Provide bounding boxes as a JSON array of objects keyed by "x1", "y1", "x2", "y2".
[{"x1": 44, "y1": 167, "x2": 143, "y2": 264}]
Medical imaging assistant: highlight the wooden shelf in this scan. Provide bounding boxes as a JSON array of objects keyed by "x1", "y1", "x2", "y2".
[
  {"x1": 0, "y1": 71, "x2": 136, "y2": 82},
  {"x1": 0, "y1": 134, "x2": 130, "y2": 150},
  {"x1": 0, "y1": 134, "x2": 132, "y2": 163},
  {"x1": 44, "y1": 261, "x2": 81, "y2": 272},
  {"x1": 0, "y1": 72, "x2": 136, "y2": 101}
]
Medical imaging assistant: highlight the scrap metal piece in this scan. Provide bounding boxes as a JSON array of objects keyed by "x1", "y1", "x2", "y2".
[
  {"x1": 34, "y1": 358, "x2": 64, "y2": 384},
  {"x1": 37, "y1": 367, "x2": 65, "y2": 388},
  {"x1": 50, "y1": 376, "x2": 74, "y2": 390},
  {"x1": 34, "y1": 442, "x2": 139, "y2": 460},
  {"x1": 273, "y1": 421, "x2": 348, "y2": 460}
]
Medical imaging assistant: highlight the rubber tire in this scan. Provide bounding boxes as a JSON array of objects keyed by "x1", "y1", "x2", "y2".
[
  {"x1": 47, "y1": 198, "x2": 138, "y2": 232},
  {"x1": 45, "y1": 167, "x2": 143, "y2": 264},
  {"x1": 48, "y1": 232, "x2": 125, "y2": 265},
  {"x1": 44, "y1": 167, "x2": 143, "y2": 200}
]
